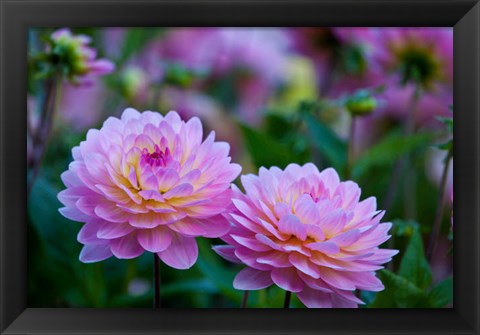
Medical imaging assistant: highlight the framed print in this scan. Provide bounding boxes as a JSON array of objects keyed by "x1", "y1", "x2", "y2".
[{"x1": 1, "y1": 0, "x2": 479, "y2": 334}]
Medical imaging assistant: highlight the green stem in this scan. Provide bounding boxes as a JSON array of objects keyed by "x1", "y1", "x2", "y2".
[
  {"x1": 154, "y1": 253, "x2": 161, "y2": 308},
  {"x1": 241, "y1": 291, "x2": 249, "y2": 308},
  {"x1": 426, "y1": 150, "x2": 452, "y2": 262},
  {"x1": 346, "y1": 115, "x2": 356, "y2": 179},
  {"x1": 28, "y1": 74, "x2": 63, "y2": 195},
  {"x1": 403, "y1": 87, "x2": 421, "y2": 219},
  {"x1": 283, "y1": 291, "x2": 291, "y2": 308}
]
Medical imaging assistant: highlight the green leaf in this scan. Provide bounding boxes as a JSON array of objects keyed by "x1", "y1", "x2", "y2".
[
  {"x1": 352, "y1": 131, "x2": 435, "y2": 178},
  {"x1": 118, "y1": 28, "x2": 163, "y2": 65},
  {"x1": 398, "y1": 227, "x2": 432, "y2": 290},
  {"x1": 301, "y1": 111, "x2": 347, "y2": 172},
  {"x1": 426, "y1": 277, "x2": 453, "y2": 308},
  {"x1": 195, "y1": 238, "x2": 242, "y2": 303},
  {"x1": 369, "y1": 269, "x2": 426, "y2": 308},
  {"x1": 239, "y1": 123, "x2": 307, "y2": 169}
]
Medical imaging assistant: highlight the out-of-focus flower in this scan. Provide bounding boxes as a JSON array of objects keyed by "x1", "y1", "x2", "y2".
[
  {"x1": 146, "y1": 28, "x2": 291, "y2": 123},
  {"x1": 58, "y1": 109, "x2": 241, "y2": 269},
  {"x1": 58, "y1": 78, "x2": 107, "y2": 130},
  {"x1": 49, "y1": 28, "x2": 115, "y2": 85},
  {"x1": 214, "y1": 164, "x2": 397, "y2": 308},
  {"x1": 288, "y1": 28, "x2": 376, "y2": 95},
  {"x1": 119, "y1": 66, "x2": 151, "y2": 104},
  {"x1": 426, "y1": 147, "x2": 453, "y2": 203},
  {"x1": 270, "y1": 56, "x2": 318, "y2": 112},
  {"x1": 371, "y1": 28, "x2": 453, "y2": 125},
  {"x1": 156, "y1": 86, "x2": 241, "y2": 156}
]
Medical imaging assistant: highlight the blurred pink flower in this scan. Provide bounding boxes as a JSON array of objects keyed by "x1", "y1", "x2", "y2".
[
  {"x1": 214, "y1": 164, "x2": 397, "y2": 308},
  {"x1": 58, "y1": 78, "x2": 107, "y2": 130},
  {"x1": 145, "y1": 28, "x2": 290, "y2": 123},
  {"x1": 58, "y1": 109, "x2": 241, "y2": 269},
  {"x1": 370, "y1": 28, "x2": 453, "y2": 125},
  {"x1": 50, "y1": 28, "x2": 115, "y2": 86}
]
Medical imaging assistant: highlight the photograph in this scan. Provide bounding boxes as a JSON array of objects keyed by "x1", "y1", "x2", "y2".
[{"x1": 26, "y1": 27, "x2": 454, "y2": 309}]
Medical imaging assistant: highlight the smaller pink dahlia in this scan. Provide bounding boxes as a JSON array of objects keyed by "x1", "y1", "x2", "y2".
[
  {"x1": 214, "y1": 164, "x2": 398, "y2": 308},
  {"x1": 58, "y1": 108, "x2": 241, "y2": 269},
  {"x1": 50, "y1": 28, "x2": 115, "y2": 85}
]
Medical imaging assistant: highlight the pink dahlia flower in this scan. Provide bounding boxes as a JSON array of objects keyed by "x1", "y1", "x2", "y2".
[
  {"x1": 58, "y1": 108, "x2": 241, "y2": 269},
  {"x1": 214, "y1": 164, "x2": 398, "y2": 308}
]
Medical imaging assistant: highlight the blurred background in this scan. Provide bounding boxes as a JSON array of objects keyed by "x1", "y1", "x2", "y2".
[{"x1": 27, "y1": 27, "x2": 453, "y2": 308}]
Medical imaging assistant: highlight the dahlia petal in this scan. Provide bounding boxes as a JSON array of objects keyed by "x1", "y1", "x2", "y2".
[
  {"x1": 274, "y1": 202, "x2": 291, "y2": 219},
  {"x1": 110, "y1": 233, "x2": 144, "y2": 259},
  {"x1": 157, "y1": 233, "x2": 198, "y2": 269},
  {"x1": 163, "y1": 183, "x2": 194, "y2": 199},
  {"x1": 318, "y1": 267, "x2": 356, "y2": 290},
  {"x1": 271, "y1": 267, "x2": 304, "y2": 293},
  {"x1": 231, "y1": 235, "x2": 270, "y2": 252},
  {"x1": 78, "y1": 222, "x2": 104, "y2": 244},
  {"x1": 289, "y1": 253, "x2": 321, "y2": 279},
  {"x1": 156, "y1": 168, "x2": 180, "y2": 192},
  {"x1": 57, "y1": 187, "x2": 92, "y2": 207},
  {"x1": 328, "y1": 229, "x2": 361, "y2": 247},
  {"x1": 305, "y1": 224, "x2": 325, "y2": 241},
  {"x1": 234, "y1": 247, "x2": 272, "y2": 271},
  {"x1": 95, "y1": 184, "x2": 131, "y2": 205},
  {"x1": 137, "y1": 227, "x2": 172, "y2": 252},
  {"x1": 233, "y1": 267, "x2": 273, "y2": 290},
  {"x1": 79, "y1": 243, "x2": 112, "y2": 263},
  {"x1": 212, "y1": 245, "x2": 242, "y2": 263},
  {"x1": 138, "y1": 190, "x2": 165, "y2": 202},
  {"x1": 168, "y1": 218, "x2": 207, "y2": 236},
  {"x1": 321, "y1": 209, "x2": 347, "y2": 238},
  {"x1": 319, "y1": 167, "x2": 340, "y2": 193},
  {"x1": 59, "y1": 207, "x2": 91, "y2": 222},
  {"x1": 129, "y1": 212, "x2": 185, "y2": 228},
  {"x1": 258, "y1": 218, "x2": 289, "y2": 241},
  {"x1": 294, "y1": 194, "x2": 320, "y2": 224},
  {"x1": 185, "y1": 117, "x2": 203, "y2": 146},
  {"x1": 330, "y1": 294, "x2": 359, "y2": 308},
  {"x1": 95, "y1": 202, "x2": 130, "y2": 223},
  {"x1": 255, "y1": 234, "x2": 283, "y2": 251},
  {"x1": 297, "y1": 286, "x2": 333, "y2": 308},
  {"x1": 121, "y1": 108, "x2": 141, "y2": 121},
  {"x1": 306, "y1": 241, "x2": 340, "y2": 254},
  {"x1": 230, "y1": 213, "x2": 265, "y2": 234},
  {"x1": 257, "y1": 251, "x2": 291, "y2": 268},
  {"x1": 278, "y1": 214, "x2": 307, "y2": 241},
  {"x1": 97, "y1": 221, "x2": 135, "y2": 239},
  {"x1": 76, "y1": 196, "x2": 104, "y2": 216}
]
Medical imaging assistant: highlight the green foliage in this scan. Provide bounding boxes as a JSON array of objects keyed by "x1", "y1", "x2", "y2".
[
  {"x1": 369, "y1": 226, "x2": 452, "y2": 308},
  {"x1": 117, "y1": 28, "x2": 164, "y2": 65},
  {"x1": 398, "y1": 227, "x2": 432, "y2": 290},
  {"x1": 239, "y1": 123, "x2": 309, "y2": 169},
  {"x1": 352, "y1": 130, "x2": 435, "y2": 178},
  {"x1": 301, "y1": 110, "x2": 347, "y2": 173}
]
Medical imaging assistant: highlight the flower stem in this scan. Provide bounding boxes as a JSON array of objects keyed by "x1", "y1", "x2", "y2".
[
  {"x1": 403, "y1": 87, "x2": 421, "y2": 220},
  {"x1": 345, "y1": 115, "x2": 356, "y2": 179},
  {"x1": 28, "y1": 74, "x2": 63, "y2": 195},
  {"x1": 426, "y1": 150, "x2": 452, "y2": 262},
  {"x1": 153, "y1": 253, "x2": 161, "y2": 308},
  {"x1": 241, "y1": 291, "x2": 249, "y2": 308},
  {"x1": 283, "y1": 291, "x2": 291, "y2": 308}
]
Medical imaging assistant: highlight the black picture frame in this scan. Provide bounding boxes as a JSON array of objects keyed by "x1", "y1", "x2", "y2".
[{"x1": 1, "y1": 0, "x2": 479, "y2": 334}]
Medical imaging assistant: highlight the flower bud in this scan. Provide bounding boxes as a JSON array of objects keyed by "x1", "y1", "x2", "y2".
[{"x1": 345, "y1": 90, "x2": 377, "y2": 116}]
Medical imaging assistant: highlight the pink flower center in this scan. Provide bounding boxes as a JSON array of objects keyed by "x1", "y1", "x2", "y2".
[{"x1": 141, "y1": 144, "x2": 170, "y2": 167}]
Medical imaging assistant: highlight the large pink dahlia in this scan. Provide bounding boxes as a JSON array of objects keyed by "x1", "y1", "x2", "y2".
[
  {"x1": 214, "y1": 164, "x2": 398, "y2": 308},
  {"x1": 58, "y1": 108, "x2": 241, "y2": 269}
]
